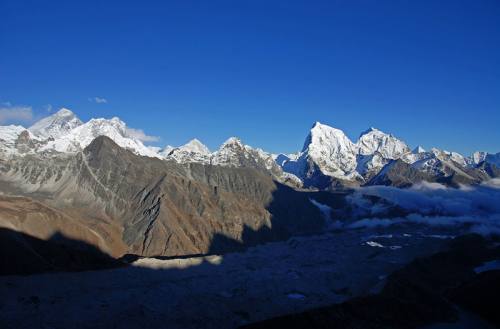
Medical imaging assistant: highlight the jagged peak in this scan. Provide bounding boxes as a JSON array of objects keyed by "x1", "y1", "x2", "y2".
[
  {"x1": 88, "y1": 116, "x2": 124, "y2": 125},
  {"x1": 83, "y1": 135, "x2": 121, "y2": 156},
  {"x1": 28, "y1": 108, "x2": 83, "y2": 139},
  {"x1": 85, "y1": 117, "x2": 127, "y2": 129},
  {"x1": 310, "y1": 121, "x2": 345, "y2": 134},
  {"x1": 185, "y1": 138, "x2": 205, "y2": 146},
  {"x1": 413, "y1": 146, "x2": 426, "y2": 154},
  {"x1": 110, "y1": 116, "x2": 125, "y2": 124},
  {"x1": 358, "y1": 127, "x2": 400, "y2": 140},
  {"x1": 179, "y1": 138, "x2": 210, "y2": 154},
  {"x1": 356, "y1": 126, "x2": 409, "y2": 159},
  {"x1": 303, "y1": 121, "x2": 352, "y2": 152},
  {"x1": 359, "y1": 127, "x2": 381, "y2": 137},
  {"x1": 161, "y1": 145, "x2": 174, "y2": 153},
  {"x1": 220, "y1": 136, "x2": 243, "y2": 148},
  {"x1": 311, "y1": 121, "x2": 322, "y2": 128},
  {"x1": 33, "y1": 107, "x2": 78, "y2": 121},
  {"x1": 55, "y1": 108, "x2": 75, "y2": 116}
]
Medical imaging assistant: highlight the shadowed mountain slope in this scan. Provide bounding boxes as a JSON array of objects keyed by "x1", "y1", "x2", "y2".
[
  {"x1": 0, "y1": 136, "x2": 326, "y2": 257},
  {"x1": 0, "y1": 227, "x2": 123, "y2": 275}
]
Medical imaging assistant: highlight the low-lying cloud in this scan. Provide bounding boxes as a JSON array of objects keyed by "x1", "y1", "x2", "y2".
[{"x1": 343, "y1": 181, "x2": 500, "y2": 236}]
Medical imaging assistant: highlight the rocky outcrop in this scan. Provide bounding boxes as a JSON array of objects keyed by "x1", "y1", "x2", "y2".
[{"x1": 366, "y1": 159, "x2": 435, "y2": 187}]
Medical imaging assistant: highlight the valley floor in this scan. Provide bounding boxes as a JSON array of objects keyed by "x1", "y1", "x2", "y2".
[{"x1": 0, "y1": 227, "x2": 456, "y2": 329}]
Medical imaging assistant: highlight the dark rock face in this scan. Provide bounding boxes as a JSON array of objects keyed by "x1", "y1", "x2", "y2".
[
  {"x1": 14, "y1": 131, "x2": 36, "y2": 153},
  {"x1": 366, "y1": 159, "x2": 435, "y2": 187},
  {"x1": 432, "y1": 159, "x2": 492, "y2": 187},
  {"x1": 366, "y1": 158, "x2": 495, "y2": 188},
  {"x1": 0, "y1": 136, "x2": 326, "y2": 258},
  {"x1": 242, "y1": 234, "x2": 500, "y2": 329},
  {"x1": 295, "y1": 160, "x2": 359, "y2": 190},
  {"x1": 13, "y1": 130, "x2": 49, "y2": 154},
  {"x1": 450, "y1": 271, "x2": 500, "y2": 327},
  {"x1": 476, "y1": 161, "x2": 500, "y2": 178}
]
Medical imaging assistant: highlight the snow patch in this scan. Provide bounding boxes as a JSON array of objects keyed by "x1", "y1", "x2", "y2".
[{"x1": 365, "y1": 241, "x2": 385, "y2": 248}]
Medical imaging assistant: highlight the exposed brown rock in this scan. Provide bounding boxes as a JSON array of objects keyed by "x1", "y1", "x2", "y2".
[{"x1": 0, "y1": 136, "x2": 326, "y2": 258}]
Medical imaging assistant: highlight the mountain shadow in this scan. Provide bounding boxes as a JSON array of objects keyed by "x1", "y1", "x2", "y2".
[
  {"x1": 0, "y1": 181, "x2": 330, "y2": 275},
  {"x1": 2, "y1": 227, "x2": 500, "y2": 328},
  {"x1": 0, "y1": 228, "x2": 124, "y2": 275},
  {"x1": 207, "y1": 182, "x2": 328, "y2": 254},
  {"x1": 241, "y1": 234, "x2": 500, "y2": 329}
]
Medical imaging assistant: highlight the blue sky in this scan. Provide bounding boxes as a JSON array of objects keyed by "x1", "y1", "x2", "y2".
[{"x1": 1, "y1": 0, "x2": 499, "y2": 155}]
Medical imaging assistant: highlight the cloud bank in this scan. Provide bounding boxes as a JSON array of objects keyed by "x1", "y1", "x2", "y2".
[{"x1": 343, "y1": 181, "x2": 500, "y2": 236}]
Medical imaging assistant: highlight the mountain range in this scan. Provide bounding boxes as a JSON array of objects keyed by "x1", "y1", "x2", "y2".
[
  {"x1": 1, "y1": 108, "x2": 498, "y2": 189},
  {"x1": 0, "y1": 108, "x2": 499, "y2": 260}
]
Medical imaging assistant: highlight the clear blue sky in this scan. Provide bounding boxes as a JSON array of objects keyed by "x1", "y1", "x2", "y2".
[{"x1": 1, "y1": 0, "x2": 499, "y2": 155}]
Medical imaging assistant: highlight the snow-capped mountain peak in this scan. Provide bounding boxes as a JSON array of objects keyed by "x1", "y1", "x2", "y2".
[
  {"x1": 471, "y1": 151, "x2": 487, "y2": 165},
  {"x1": 159, "y1": 145, "x2": 175, "y2": 157},
  {"x1": 162, "y1": 139, "x2": 211, "y2": 164},
  {"x1": 180, "y1": 139, "x2": 210, "y2": 155},
  {"x1": 210, "y1": 137, "x2": 245, "y2": 166},
  {"x1": 413, "y1": 146, "x2": 426, "y2": 154},
  {"x1": 358, "y1": 127, "x2": 379, "y2": 137},
  {"x1": 29, "y1": 108, "x2": 83, "y2": 139},
  {"x1": 467, "y1": 151, "x2": 500, "y2": 167},
  {"x1": 303, "y1": 121, "x2": 353, "y2": 152},
  {"x1": 220, "y1": 137, "x2": 244, "y2": 149},
  {"x1": 297, "y1": 122, "x2": 359, "y2": 179},
  {"x1": 36, "y1": 116, "x2": 160, "y2": 158},
  {"x1": 356, "y1": 127, "x2": 410, "y2": 159}
]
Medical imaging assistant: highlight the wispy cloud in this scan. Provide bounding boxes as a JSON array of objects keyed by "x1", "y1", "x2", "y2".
[
  {"x1": 45, "y1": 104, "x2": 53, "y2": 113},
  {"x1": 125, "y1": 127, "x2": 160, "y2": 143},
  {"x1": 0, "y1": 104, "x2": 33, "y2": 124},
  {"x1": 89, "y1": 97, "x2": 108, "y2": 104}
]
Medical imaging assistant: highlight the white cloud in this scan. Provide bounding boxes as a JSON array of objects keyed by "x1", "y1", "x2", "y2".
[
  {"x1": 45, "y1": 104, "x2": 53, "y2": 113},
  {"x1": 481, "y1": 178, "x2": 500, "y2": 188},
  {"x1": 89, "y1": 97, "x2": 108, "y2": 104},
  {"x1": 342, "y1": 182, "x2": 500, "y2": 236},
  {"x1": 125, "y1": 127, "x2": 160, "y2": 143},
  {"x1": 0, "y1": 105, "x2": 33, "y2": 124}
]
